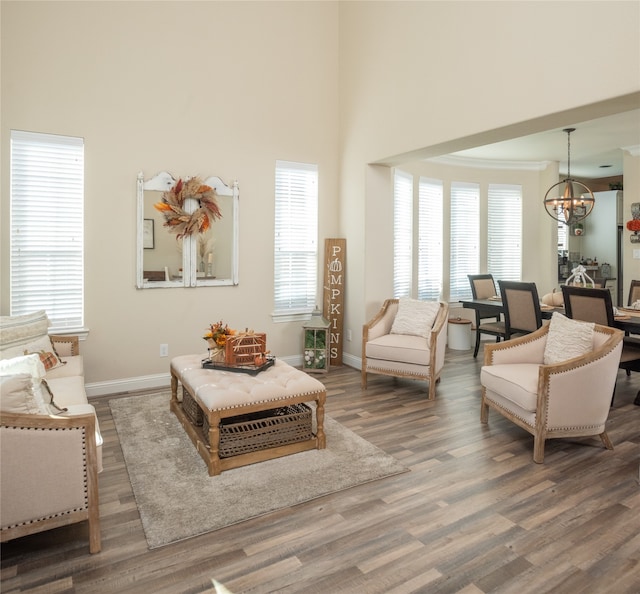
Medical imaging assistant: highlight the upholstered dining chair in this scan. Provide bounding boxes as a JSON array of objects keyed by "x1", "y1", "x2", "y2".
[
  {"x1": 468, "y1": 274, "x2": 507, "y2": 358},
  {"x1": 362, "y1": 298, "x2": 448, "y2": 400},
  {"x1": 481, "y1": 316, "x2": 624, "y2": 463},
  {"x1": 628, "y1": 280, "x2": 640, "y2": 308},
  {"x1": 562, "y1": 285, "x2": 640, "y2": 380},
  {"x1": 497, "y1": 280, "x2": 543, "y2": 339}
]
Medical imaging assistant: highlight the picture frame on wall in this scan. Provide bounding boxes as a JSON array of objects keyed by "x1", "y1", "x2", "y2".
[{"x1": 143, "y1": 219, "x2": 154, "y2": 249}]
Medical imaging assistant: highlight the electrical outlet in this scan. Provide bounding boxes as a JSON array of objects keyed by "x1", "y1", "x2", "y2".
[
  {"x1": 346, "y1": 329, "x2": 352, "y2": 341},
  {"x1": 160, "y1": 343, "x2": 169, "y2": 357}
]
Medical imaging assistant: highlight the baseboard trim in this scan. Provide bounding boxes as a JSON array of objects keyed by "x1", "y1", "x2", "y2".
[{"x1": 85, "y1": 354, "x2": 306, "y2": 398}]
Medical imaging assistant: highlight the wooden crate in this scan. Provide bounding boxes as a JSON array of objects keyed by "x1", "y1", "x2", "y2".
[{"x1": 225, "y1": 332, "x2": 266, "y2": 366}]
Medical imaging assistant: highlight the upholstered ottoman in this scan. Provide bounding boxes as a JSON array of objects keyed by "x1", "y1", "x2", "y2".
[{"x1": 170, "y1": 355, "x2": 326, "y2": 476}]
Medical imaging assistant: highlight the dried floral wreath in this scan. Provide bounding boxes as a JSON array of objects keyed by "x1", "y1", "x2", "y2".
[{"x1": 154, "y1": 177, "x2": 222, "y2": 238}]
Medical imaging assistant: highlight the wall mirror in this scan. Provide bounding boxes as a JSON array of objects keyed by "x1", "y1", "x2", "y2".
[{"x1": 136, "y1": 171, "x2": 239, "y2": 288}]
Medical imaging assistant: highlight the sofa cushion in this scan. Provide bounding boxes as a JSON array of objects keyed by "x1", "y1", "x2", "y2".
[
  {"x1": 45, "y1": 355, "x2": 84, "y2": 380},
  {"x1": 390, "y1": 298, "x2": 440, "y2": 339},
  {"x1": 481, "y1": 363, "x2": 540, "y2": 412},
  {"x1": 0, "y1": 354, "x2": 50, "y2": 414},
  {"x1": 0, "y1": 374, "x2": 43, "y2": 415},
  {"x1": 543, "y1": 312, "x2": 595, "y2": 365},
  {"x1": 45, "y1": 376, "x2": 89, "y2": 410},
  {"x1": 366, "y1": 333, "x2": 431, "y2": 366}
]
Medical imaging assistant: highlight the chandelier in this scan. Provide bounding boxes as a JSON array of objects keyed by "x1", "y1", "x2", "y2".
[{"x1": 543, "y1": 127, "x2": 595, "y2": 226}]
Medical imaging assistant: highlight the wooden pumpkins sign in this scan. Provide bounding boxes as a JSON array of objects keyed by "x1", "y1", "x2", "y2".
[{"x1": 323, "y1": 238, "x2": 346, "y2": 367}]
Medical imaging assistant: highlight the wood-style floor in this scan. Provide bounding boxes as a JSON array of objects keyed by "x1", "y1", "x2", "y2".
[{"x1": 2, "y1": 347, "x2": 639, "y2": 594}]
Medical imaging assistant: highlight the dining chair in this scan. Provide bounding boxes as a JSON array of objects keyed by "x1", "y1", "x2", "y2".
[
  {"x1": 497, "y1": 280, "x2": 543, "y2": 339},
  {"x1": 561, "y1": 284, "x2": 640, "y2": 383},
  {"x1": 467, "y1": 274, "x2": 507, "y2": 358},
  {"x1": 628, "y1": 280, "x2": 640, "y2": 307},
  {"x1": 561, "y1": 285, "x2": 615, "y2": 326}
]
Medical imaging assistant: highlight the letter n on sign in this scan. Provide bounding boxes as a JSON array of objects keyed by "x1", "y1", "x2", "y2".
[{"x1": 323, "y1": 238, "x2": 345, "y2": 367}]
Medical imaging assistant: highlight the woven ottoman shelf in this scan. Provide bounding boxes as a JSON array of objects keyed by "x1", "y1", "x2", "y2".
[{"x1": 170, "y1": 355, "x2": 326, "y2": 476}]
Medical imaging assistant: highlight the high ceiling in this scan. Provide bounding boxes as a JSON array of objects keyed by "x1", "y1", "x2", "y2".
[{"x1": 443, "y1": 109, "x2": 640, "y2": 179}]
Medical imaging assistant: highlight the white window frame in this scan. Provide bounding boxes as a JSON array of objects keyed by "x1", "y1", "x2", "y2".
[
  {"x1": 10, "y1": 130, "x2": 85, "y2": 333},
  {"x1": 272, "y1": 160, "x2": 318, "y2": 322},
  {"x1": 393, "y1": 169, "x2": 413, "y2": 298}
]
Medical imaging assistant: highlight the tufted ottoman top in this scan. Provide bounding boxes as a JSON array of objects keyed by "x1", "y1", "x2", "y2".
[{"x1": 171, "y1": 355, "x2": 326, "y2": 411}]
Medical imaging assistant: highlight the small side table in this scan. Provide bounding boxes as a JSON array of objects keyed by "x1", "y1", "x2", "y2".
[{"x1": 448, "y1": 318, "x2": 472, "y2": 350}]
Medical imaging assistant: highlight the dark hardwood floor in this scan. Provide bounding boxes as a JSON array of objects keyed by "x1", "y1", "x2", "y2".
[{"x1": 2, "y1": 347, "x2": 639, "y2": 593}]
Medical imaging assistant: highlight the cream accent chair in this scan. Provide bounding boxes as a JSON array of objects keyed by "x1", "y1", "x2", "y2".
[
  {"x1": 480, "y1": 322, "x2": 623, "y2": 463},
  {"x1": 361, "y1": 299, "x2": 448, "y2": 400}
]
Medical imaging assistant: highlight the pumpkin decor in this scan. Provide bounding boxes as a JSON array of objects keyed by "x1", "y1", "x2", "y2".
[{"x1": 542, "y1": 289, "x2": 564, "y2": 307}]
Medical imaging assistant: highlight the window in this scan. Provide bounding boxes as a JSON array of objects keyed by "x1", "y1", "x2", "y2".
[
  {"x1": 10, "y1": 130, "x2": 84, "y2": 331},
  {"x1": 393, "y1": 170, "x2": 413, "y2": 298},
  {"x1": 273, "y1": 160, "x2": 318, "y2": 320},
  {"x1": 418, "y1": 177, "x2": 443, "y2": 300},
  {"x1": 488, "y1": 184, "x2": 522, "y2": 281},
  {"x1": 449, "y1": 181, "x2": 480, "y2": 301}
]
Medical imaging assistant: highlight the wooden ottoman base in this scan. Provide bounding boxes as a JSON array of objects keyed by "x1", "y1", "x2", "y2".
[{"x1": 170, "y1": 356, "x2": 326, "y2": 476}]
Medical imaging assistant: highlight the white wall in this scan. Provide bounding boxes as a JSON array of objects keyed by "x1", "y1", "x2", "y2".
[
  {"x1": 1, "y1": 1, "x2": 340, "y2": 390},
  {"x1": 2, "y1": 1, "x2": 638, "y2": 389},
  {"x1": 338, "y1": 1, "x2": 640, "y2": 364}
]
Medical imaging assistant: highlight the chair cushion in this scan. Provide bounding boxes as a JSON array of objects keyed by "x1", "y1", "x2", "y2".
[
  {"x1": 543, "y1": 312, "x2": 594, "y2": 365},
  {"x1": 366, "y1": 333, "x2": 430, "y2": 366},
  {"x1": 480, "y1": 363, "x2": 540, "y2": 412},
  {"x1": 390, "y1": 298, "x2": 439, "y2": 338}
]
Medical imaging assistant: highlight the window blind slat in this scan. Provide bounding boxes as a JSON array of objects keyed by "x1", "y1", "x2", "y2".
[
  {"x1": 10, "y1": 130, "x2": 84, "y2": 330},
  {"x1": 488, "y1": 184, "x2": 522, "y2": 282},
  {"x1": 273, "y1": 161, "x2": 318, "y2": 315},
  {"x1": 418, "y1": 177, "x2": 443, "y2": 300},
  {"x1": 393, "y1": 170, "x2": 413, "y2": 298},
  {"x1": 450, "y1": 182, "x2": 480, "y2": 301}
]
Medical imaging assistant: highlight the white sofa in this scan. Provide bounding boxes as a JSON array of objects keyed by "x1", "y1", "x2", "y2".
[{"x1": 0, "y1": 310, "x2": 102, "y2": 553}]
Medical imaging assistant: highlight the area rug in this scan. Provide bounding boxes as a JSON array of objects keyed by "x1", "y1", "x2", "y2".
[{"x1": 110, "y1": 392, "x2": 408, "y2": 549}]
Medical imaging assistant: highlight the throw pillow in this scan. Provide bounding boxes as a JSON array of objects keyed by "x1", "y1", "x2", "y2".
[
  {"x1": 22, "y1": 335, "x2": 66, "y2": 371},
  {"x1": 543, "y1": 312, "x2": 595, "y2": 365},
  {"x1": 0, "y1": 373, "x2": 42, "y2": 414},
  {"x1": 0, "y1": 310, "x2": 50, "y2": 350},
  {"x1": 390, "y1": 298, "x2": 440, "y2": 339},
  {"x1": 0, "y1": 353, "x2": 50, "y2": 414}
]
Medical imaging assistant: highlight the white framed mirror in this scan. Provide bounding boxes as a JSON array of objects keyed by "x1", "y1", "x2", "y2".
[{"x1": 136, "y1": 171, "x2": 239, "y2": 289}]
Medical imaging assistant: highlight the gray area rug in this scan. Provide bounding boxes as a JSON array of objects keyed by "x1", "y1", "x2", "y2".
[{"x1": 110, "y1": 392, "x2": 408, "y2": 549}]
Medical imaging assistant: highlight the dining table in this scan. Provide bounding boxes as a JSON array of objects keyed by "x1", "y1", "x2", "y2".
[{"x1": 460, "y1": 297, "x2": 640, "y2": 405}]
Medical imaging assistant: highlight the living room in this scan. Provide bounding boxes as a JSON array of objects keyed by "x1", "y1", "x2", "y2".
[{"x1": 1, "y1": 2, "x2": 639, "y2": 592}]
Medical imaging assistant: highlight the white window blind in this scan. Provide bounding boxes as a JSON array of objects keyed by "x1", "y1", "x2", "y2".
[
  {"x1": 450, "y1": 181, "x2": 479, "y2": 301},
  {"x1": 273, "y1": 160, "x2": 318, "y2": 318},
  {"x1": 393, "y1": 170, "x2": 413, "y2": 298},
  {"x1": 488, "y1": 184, "x2": 522, "y2": 281},
  {"x1": 418, "y1": 177, "x2": 443, "y2": 300},
  {"x1": 10, "y1": 130, "x2": 84, "y2": 331}
]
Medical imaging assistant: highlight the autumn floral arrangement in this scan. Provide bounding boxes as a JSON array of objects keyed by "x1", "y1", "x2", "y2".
[
  {"x1": 203, "y1": 321, "x2": 235, "y2": 348},
  {"x1": 203, "y1": 321, "x2": 235, "y2": 361},
  {"x1": 154, "y1": 177, "x2": 222, "y2": 238}
]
